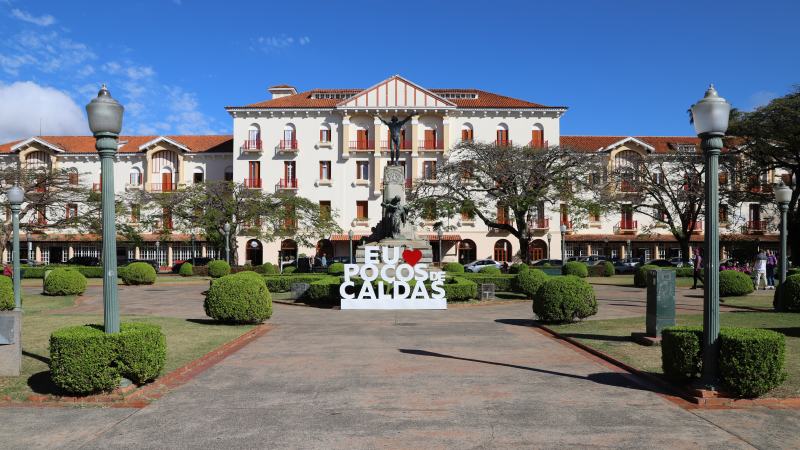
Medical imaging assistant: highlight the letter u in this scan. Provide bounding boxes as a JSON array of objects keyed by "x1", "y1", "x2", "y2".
[{"x1": 382, "y1": 246, "x2": 400, "y2": 265}]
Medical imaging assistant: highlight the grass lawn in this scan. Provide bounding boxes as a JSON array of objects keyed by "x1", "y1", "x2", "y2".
[
  {"x1": 0, "y1": 294, "x2": 253, "y2": 401},
  {"x1": 547, "y1": 311, "x2": 800, "y2": 398},
  {"x1": 21, "y1": 275, "x2": 212, "y2": 288}
]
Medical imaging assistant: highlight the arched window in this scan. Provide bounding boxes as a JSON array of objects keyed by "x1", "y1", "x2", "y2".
[
  {"x1": 129, "y1": 167, "x2": 142, "y2": 186},
  {"x1": 280, "y1": 239, "x2": 298, "y2": 269},
  {"x1": 458, "y1": 239, "x2": 477, "y2": 264},
  {"x1": 193, "y1": 167, "x2": 204, "y2": 183},
  {"x1": 319, "y1": 123, "x2": 332, "y2": 143},
  {"x1": 316, "y1": 239, "x2": 333, "y2": 259},
  {"x1": 282, "y1": 123, "x2": 297, "y2": 149},
  {"x1": 494, "y1": 239, "x2": 512, "y2": 262},
  {"x1": 529, "y1": 239, "x2": 548, "y2": 261},
  {"x1": 460, "y1": 123, "x2": 474, "y2": 142},
  {"x1": 246, "y1": 124, "x2": 261, "y2": 150},
  {"x1": 530, "y1": 124, "x2": 545, "y2": 148},
  {"x1": 246, "y1": 239, "x2": 263, "y2": 266},
  {"x1": 496, "y1": 123, "x2": 509, "y2": 146},
  {"x1": 614, "y1": 150, "x2": 642, "y2": 192},
  {"x1": 24, "y1": 151, "x2": 49, "y2": 170}
]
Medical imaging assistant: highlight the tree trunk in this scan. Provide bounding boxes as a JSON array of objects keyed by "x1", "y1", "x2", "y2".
[
  {"x1": 518, "y1": 236, "x2": 530, "y2": 264},
  {"x1": 679, "y1": 239, "x2": 691, "y2": 266}
]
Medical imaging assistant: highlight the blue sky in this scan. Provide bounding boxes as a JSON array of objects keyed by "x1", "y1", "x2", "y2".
[{"x1": 0, "y1": 0, "x2": 797, "y2": 142}]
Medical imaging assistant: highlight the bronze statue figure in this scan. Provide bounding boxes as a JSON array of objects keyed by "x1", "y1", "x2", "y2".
[
  {"x1": 378, "y1": 115, "x2": 412, "y2": 165},
  {"x1": 381, "y1": 195, "x2": 408, "y2": 239}
]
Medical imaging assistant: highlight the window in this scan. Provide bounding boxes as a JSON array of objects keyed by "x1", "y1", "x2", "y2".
[
  {"x1": 193, "y1": 168, "x2": 204, "y2": 183},
  {"x1": 68, "y1": 171, "x2": 79, "y2": 185},
  {"x1": 162, "y1": 208, "x2": 173, "y2": 230},
  {"x1": 720, "y1": 205, "x2": 729, "y2": 223},
  {"x1": 319, "y1": 201, "x2": 331, "y2": 220},
  {"x1": 129, "y1": 168, "x2": 142, "y2": 186},
  {"x1": 422, "y1": 161, "x2": 436, "y2": 180},
  {"x1": 718, "y1": 171, "x2": 729, "y2": 186},
  {"x1": 247, "y1": 161, "x2": 261, "y2": 188},
  {"x1": 66, "y1": 203, "x2": 78, "y2": 220},
  {"x1": 653, "y1": 172, "x2": 664, "y2": 185},
  {"x1": 496, "y1": 126, "x2": 509, "y2": 146},
  {"x1": 36, "y1": 207, "x2": 46, "y2": 225},
  {"x1": 530, "y1": 126, "x2": 544, "y2": 147},
  {"x1": 284, "y1": 161, "x2": 296, "y2": 180},
  {"x1": 247, "y1": 124, "x2": 261, "y2": 149},
  {"x1": 461, "y1": 125, "x2": 473, "y2": 142},
  {"x1": 356, "y1": 200, "x2": 368, "y2": 220},
  {"x1": 319, "y1": 125, "x2": 331, "y2": 143},
  {"x1": 497, "y1": 204, "x2": 509, "y2": 225},
  {"x1": 654, "y1": 205, "x2": 668, "y2": 222},
  {"x1": 356, "y1": 161, "x2": 369, "y2": 180},
  {"x1": 319, "y1": 161, "x2": 332, "y2": 180},
  {"x1": 560, "y1": 204, "x2": 570, "y2": 226},
  {"x1": 589, "y1": 210, "x2": 600, "y2": 222},
  {"x1": 224, "y1": 167, "x2": 233, "y2": 182},
  {"x1": 131, "y1": 204, "x2": 141, "y2": 222}
]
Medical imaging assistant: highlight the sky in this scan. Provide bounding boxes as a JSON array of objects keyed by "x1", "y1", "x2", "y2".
[{"x1": 0, "y1": 0, "x2": 798, "y2": 143}]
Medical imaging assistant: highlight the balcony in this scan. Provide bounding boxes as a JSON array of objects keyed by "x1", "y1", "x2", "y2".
[
  {"x1": 349, "y1": 140, "x2": 374, "y2": 151},
  {"x1": 418, "y1": 139, "x2": 444, "y2": 150},
  {"x1": 277, "y1": 178, "x2": 299, "y2": 191},
  {"x1": 149, "y1": 183, "x2": 176, "y2": 193},
  {"x1": 746, "y1": 220, "x2": 768, "y2": 234},
  {"x1": 527, "y1": 218, "x2": 550, "y2": 232},
  {"x1": 496, "y1": 139, "x2": 512, "y2": 147},
  {"x1": 560, "y1": 220, "x2": 574, "y2": 234},
  {"x1": 125, "y1": 182, "x2": 143, "y2": 191},
  {"x1": 353, "y1": 218, "x2": 369, "y2": 227},
  {"x1": 243, "y1": 178, "x2": 262, "y2": 189},
  {"x1": 241, "y1": 139, "x2": 262, "y2": 153},
  {"x1": 688, "y1": 221, "x2": 704, "y2": 232},
  {"x1": 277, "y1": 140, "x2": 298, "y2": 152},
  {"x1": 619, "y1": 180, "x2": 637, "y2": 193},
  {"x1": 526, "y1": 140, "x2": 549, "y2": 149},
  {"x1": 614, "y1": 220, "x2": 638, "y2": 235},
  {"x1": 380, "y1": 140, "x2": 413, "y2": 150}
]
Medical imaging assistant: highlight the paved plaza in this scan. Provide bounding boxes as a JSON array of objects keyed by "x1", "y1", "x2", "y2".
[{"x1": 1, "y1": 281, "x2": 798, "y2": 449}]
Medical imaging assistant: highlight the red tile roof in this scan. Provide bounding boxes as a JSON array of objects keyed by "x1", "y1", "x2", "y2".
[
  {"x1": 560, "y1": 136, "x2": 700, "y2": 153},
  {"x1": 0, "y1": 135, "x2": 232, "y2": 154}
]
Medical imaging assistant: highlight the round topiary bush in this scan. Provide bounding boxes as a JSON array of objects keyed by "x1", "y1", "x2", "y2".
[
  {"x1": 479, "y1": 265, "x2": 502, "y2": 275},
  {"x1": 116, "y1": 323, "x2": 167, "y2": 384},
  {"x1": 121, "y1": 262, "x2": 157, "y2": 286},
  {"x1": 634, "y1": 265, "x2": 659, "y2": 288},
  {"x1": 533, "y1": 275, "x2": 598, "y2": 323},
  {"x1": 204, "y1": 272, "x2": 272, "y2": 323},
  {"x1": 44, "y1": 268, "x2": 87, "y2": 296},
  {"x1": 516, "y1": 268, "x2": 548, "y2": 299},
  {"x1": 442, "y1": 262, "x2": 465, "y2": 273},
  {"x1": 561, "y1": 261, "x2": 588, "y2": 278},
  {"x1": 207, "y1": 260, "x2": 231, "y2": 278},
  {"x1": 509, "y1": 263, "x2": 529, "y2": 274},
  {"x1": 178, "y1": 262, "x2": 193, "y2": 277},
  {"x1": 602, "y1": 261, "x2": 615, "y2": 277},
  {"x1": 0, "y1": 275, "x2": 13, "y2": 310},
  {"x1": 50, "y1": 325, "x2": 118, "y2": 394},
  {"x1": 719, "y1": 270, "x2": 754, "y2": 297},
  {"x1": 283, "y1": 265, "x2": 297, "y2": 274},
  {"x1": 260, "y1": 262, "x2": 278, "y2": 275},
  {"x1": 327, "y1": 262, "x2": 345, "y2": 275},
  {"x1": 775, "y1": 273, "x2": 800, "y2": 311}
]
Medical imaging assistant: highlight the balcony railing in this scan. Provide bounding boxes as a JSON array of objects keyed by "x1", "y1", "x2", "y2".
[
  {"x1": 615, "y1": 220, "x2": 638, "y2": 234},
  {"x1": 619, "y1": 180, "x2": 637, "y2": 193},
  {"x1": 349, "y1": 140, "x2": 374, "y2": 150},
  {"x1": 418, "y1": 139, "x2": 444, "y2": 150},
  {"x1": 380, "y1": 139, "x2": 412, "y2": 150},
  {"x1": 243, "y1": 178, "x2": 262, "y2": 189},
  {"x1": 278, "y1": 140, "x2": 298, "y2": 151},
  {"x1": 747, "y1": 220, "x2": 768, "y2": 233},
  {"x1": 526, "y1": 139, "x2": 549, "y2": 149},
  {"x1": 241, "y1": 139, "x2": 262, "y2": 152},
  {"x1": 149, "y1": 183, "x2": 175, "y2": 193},
  {"x1": 277, "y1": 178, "x2": 299, "y2": 190},
  {"x1": 528, "y1": 218, "x2": 550, "y2": 231},
  {"x1": 496, "y1": 139, "x2": 512, "y2": 147}
]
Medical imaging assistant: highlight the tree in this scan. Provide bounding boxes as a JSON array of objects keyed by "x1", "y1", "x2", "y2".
[
  {"x1": 410, "y1": 141, "x2": 601, "y2": 263},
  {"x1": 727, "y1": 87, "x2": 800, "y2": 257}
]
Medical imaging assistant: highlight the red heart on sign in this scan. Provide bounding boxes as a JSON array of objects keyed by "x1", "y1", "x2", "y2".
[{"x1": 402, "y1": 249, "x2": 423, "y2": 266}]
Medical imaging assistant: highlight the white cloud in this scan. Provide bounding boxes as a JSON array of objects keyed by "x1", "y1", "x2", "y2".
[
  {"x1": 748, "y1": 90, "x2": 777, "y2": 110},
  {"x1": 0, "y1": 81, "x2": 89, "y2": 143},
  {"x1": 0, "y1": 30, "x2": 95, "y2": 76},
  {"x1": 163, "y1": 86, "x2": 219, "y2": 134},
  {"x1": 10, "y1": 8, "x2": 56, "y2": 27},
  {"x1": 253, "y1": 35, "x2": 311, "y2": 52}
]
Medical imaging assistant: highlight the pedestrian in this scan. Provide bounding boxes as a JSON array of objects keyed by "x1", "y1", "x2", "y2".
[
  {"x1": 320, "y1": 253, "x2": 328, "y2": 268},
  {"x1": 753, "y1": 250, "x2": 768, "y2": 290},
  {"x1": 766, "y1": 250, "x2": 777, "y2": 290},
  {"x1": 691, "y1": 247, "x2": 703, "y2": 289}
]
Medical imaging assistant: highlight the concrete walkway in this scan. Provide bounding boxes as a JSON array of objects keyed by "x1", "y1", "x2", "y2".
[{"x1": 2, "y1": 299, "x2": 798, "y2": 449}]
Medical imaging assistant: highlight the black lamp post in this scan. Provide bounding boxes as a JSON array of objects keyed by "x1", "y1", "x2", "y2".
[
  {"x1": 546, "y1": 232, "x2": 552, "y2": 260},
  {"x1": 559, "y1": 224, "x2": 567, "y2": 262},
  {"x1": 348, "y1": 229, "x2": 354, "y2": 263},
  {"x1": 437, "y1": 227, "x2": 443, "y2": 267},
  {"x1": 190, "y1": 233, "x2": 196, "y2": 261},
  {"x1": 776, "y1": 182, "x2": 791, "y2": 290}
]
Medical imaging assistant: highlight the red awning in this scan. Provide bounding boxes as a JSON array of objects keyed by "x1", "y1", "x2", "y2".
[{"x1": 330, "y1": 234, "x2": 368, "y2": 241}]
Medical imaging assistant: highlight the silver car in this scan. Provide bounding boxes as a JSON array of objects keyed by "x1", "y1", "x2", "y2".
[{"x1": 464, "y1": 259, "x2": 502, "y2": 273}]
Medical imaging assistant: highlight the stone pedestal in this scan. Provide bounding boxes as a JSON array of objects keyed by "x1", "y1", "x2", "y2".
[{"x1": 0, "y1": 311, "x2": 22, "y2": 377}]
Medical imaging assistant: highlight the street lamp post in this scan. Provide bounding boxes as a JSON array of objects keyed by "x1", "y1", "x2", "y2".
[
  {"x1": 776, "y1": 182, "x2": 792, "y2": 292},
  {"x1": 26, "y1": 231, "x2": 32, "y2": 263},
  {"x1": 87, "y1": 85, "x2": 124, "y2": 333},
  {"x1": 546, "y1": 232, "x2": 552, "y2": 260},
  {"x1": 437, "y1": 228, "x2": 444, "y2": 267},
  {"x1": 223, "y1": 223, "x2": 231, "y2": 264},
  {"x1": 348, "y1": 229, "x2": 354, "y2": 263},
  {"x1": 626, "y1": 239, "x2": 631, "y2": 260},
  {"x1": 190, "y1": 233, "x2": 196, "y2": 261},
  {"x1": 603, "y1": 237, "x2": 609, "y2": 258},
  {"x1": 559, "y1": 224, "x2": 567, "y2": 262},
  {"x1": 155, "y1": 241, "x2": 161, "y2": 271},
  {"x1": 6, "y1": 186, "x2": 24, "y2": 311},
  {"x1": 691, "y1": 84, "x2": 731, "y2": 388}
]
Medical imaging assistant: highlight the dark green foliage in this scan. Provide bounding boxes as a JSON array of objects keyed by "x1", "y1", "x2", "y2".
[
  {"x1": 283, "y1": 265, "x2": 297, "y2": 274},
  {"x1": 774, "y1": 273, "x2": 800, "y2": 311},
  {"x1": 76, "y1": 267, "x2": 104, "y2": 278},
  {"x1": 327, "y1": 262, "x2": 345, "y2": 275},
  {"x1": 115, "y1": 323, "x2": 167, "y2": 384},
  {"x1": 516, "y1": 268, "x2": 548, "y2": 299},
  {"x1": 719, "y1": 328, "x2": 787, "y2": 398},
  {"x1": 305, "y1": 276, "x2": 342, "y2": 303},
  {"x1": 443, "y1": 277, "x2": 477, "y2": 301},
  {"x1": 603, "y1": 261, "x2": 615, "y2": 277},
  {"x1": 532, "y1": 276, "x2": 597, "y2": 323},
  {"x1": 44, "y1": 268, "x2": 87, "y2": 295},
  {"x1": 207, "y1": 260, "x2": 231, "y2": 278},
  {"x1": 509, "y1": 263, "x2": 529, "y2": 274},
  {"x1": 178, "y1": 262, "x2": 193, "y2": 277},
  {"x1": 675, "y1": 267, "x2": 694, "y2": 277},
  {"x1": 21, "y1": 265, "x2": 105, "y2": 279},
  {"x1": 0, "y1": 276, "x2": 14, "y2": 310},
  {"x1": 49, "y1": 325, "x2": 119, "y2": 394},
  {"x1": 479, "y1": 265, "x2": 502, "y2": 275},
  {"x1": 661, "y1": 326, "x2": 703, "y2": 381},
  {"x1": 260, "y1": 262, "x2": 278, "y2": 275},
  {"x1": 121, "y1": 262, "x2": 157, "y2": 285},
  {"x1": 442, "y1": 262, "x2": 465, "y2": 273},
  {"x1": 460, "y1": 273, "x2": 516, "y2": 291},
  {"x1": 562, "y1": 261, "x2": 588, "y2": 278},
  {"x1": 634, "y1": 265, "x2": 659, "y2": 287},
  {"x1": 719, "y1": 270, "x2": 754, "y2": 297},
  {"x1": 787, "y1": 268, "x2": 800, "y2": 278},
  {"x1": 204, "y1": 272, "x2": 272, "y2": 323},
  {"x1": 261, "y1": 274, "x2": 330, "y2": 293}
]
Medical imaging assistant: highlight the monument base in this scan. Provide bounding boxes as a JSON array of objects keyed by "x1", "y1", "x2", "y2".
[{"x1": 355, "y1": 238, "x2": 434, "y2": 265}]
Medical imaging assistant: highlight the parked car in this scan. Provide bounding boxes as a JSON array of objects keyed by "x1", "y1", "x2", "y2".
[
  {"x1": 65, "y1": 256, "x2": 100, "y2": 266},
  {"x1": 330, "y1": 256, "x2": 352, "y2": 264},
  {"x1": 612, "y1": 258, "x2": 639, "y2": 274},
  {"x1": 530, "y1": 259, "x2": 563, "y2": 266},
  {"x1": 642, "y1": 259, "x2": 676, "y2": 267},
  {"x1": 119, "y1": 258, "x2": 159, "y2": 273},
  {"x1": 668, "y1": 257, "x2": 692, "y2": 268},
  {"x1": 464, "y1": 259, "x2": 502, "y2": 273},
  {"x1": 171, "y1": 257, "x2": 213, "y2": 273}
]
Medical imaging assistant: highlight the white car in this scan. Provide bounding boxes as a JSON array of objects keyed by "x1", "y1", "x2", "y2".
[{"x1": 465, "y1": 259, "x2": 503, "y2": 273}]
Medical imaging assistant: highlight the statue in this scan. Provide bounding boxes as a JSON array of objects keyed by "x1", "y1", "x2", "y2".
[
  {"x1": 381, "y1": 195, "x2": 409, "y2": 239},
  {"x1": 378, "y1": 115, "x2": 413, "y2": 165}
]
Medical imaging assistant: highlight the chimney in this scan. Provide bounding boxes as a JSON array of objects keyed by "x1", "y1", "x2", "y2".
[{"x1": 268, "y1": 85, "x2": 297, "y2": 99}]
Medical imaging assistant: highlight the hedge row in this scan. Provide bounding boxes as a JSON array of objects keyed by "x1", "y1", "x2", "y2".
[
  {"x1": 775, "y1": 273, "x2": 800, "y2": 311},
  {"x1": 21, "y1": 265, "x2": 104, "y2": 279},
  {"x1": 49, "y1": 322, "x2": 166, "y2": 395},
  {"x1": 0, "y1": 276, "x2": 13, "y2": 310},
  {"x1": 443, "y1": 277, "x2": 477, "y2": 302},
  {"x1": 443, "y1": 262, "x2": 465, "y2": 273},
  {"x1": 262, "y1": 274, "x2": 332, "y2": 293},
  {"x1": 459, "y1": 273, "x2": 516, "y2": 291},
  {"x1": 661, "y1": 326, "x2": 787, "y2": 397}
]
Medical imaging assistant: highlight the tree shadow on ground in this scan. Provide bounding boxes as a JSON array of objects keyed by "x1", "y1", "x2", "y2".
[
  {"x1": 495, "y1": 319, "x2": 632, "y2": 343},
  {"x1": 22, "y1": 350, "x2": 50, "y2": 365},
  {"x1": 767, "y1": 327, "x2": 800, "y2": 338},
  {"x1": 27, "y1": 371, "x2": 64, "y2": 395},
  {"x1": 398, "y1": 349, "x2": 659, "y2": 393}
]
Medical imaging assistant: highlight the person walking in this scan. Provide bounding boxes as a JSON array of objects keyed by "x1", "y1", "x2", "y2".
[
  {"x1": 691, "y1": 247, "x2": 703, "y2": 289},
  {"x1": 320, "y1": 253, "x2": 328, "y2": 268},
  {"x1": 766, "y1": 250, "x2": 777, "y2": 289},
  {"x1": 753, "y1": 250, "x2": 768, "y2": 290}
]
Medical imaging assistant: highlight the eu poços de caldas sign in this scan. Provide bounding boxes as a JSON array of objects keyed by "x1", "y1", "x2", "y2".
[{"x1": 340, "y1": 246, "x2": 447, "y2": 310}]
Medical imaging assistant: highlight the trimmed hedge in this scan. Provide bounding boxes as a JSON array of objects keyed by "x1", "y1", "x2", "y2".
[
  {"x1": 719, "y1": 270, "x2": 754, "y2": 297},
  {"x1": 788, "y1": 268, "x2": 800, "y2": 277},
  {"x1": 306, "y1": 276, "x2": 342, "y2": 303},
  {"x1": 283, "y1": 265, "x2": 297, "y2": 274},
  {"x1": 121, "y1": 262, "x2": 156, "y2": 285},
  {"x1": 327, "y1": 262, "x2": 345, "y2": 275},
  {"x1": 509, "y1": 263, "x2": 529, "y2": 274},
  {"x1": 261, "y1": 274, "x2": 331, "y2": 293},
  {"x1": 675, "y1": 267, "x2": 694, "y2": 277},
  {"x1": 204, "y1": 272, "x2": 272, "y2": 323},
  {"x1": 260, "y1": 262, "x2": 278, "y2": 275},
  {"x1": 460, "y1": 273, "x2": 516, "y2": 291},
  {"x1": 21, "y1": 265, "x2": 105, "y2": 279},
  {"x1": 442, "y1": 262, "x2": 465, "y2": 273},
  {"x1": 443, "y1": 277, "x2": 477, "y2": 302},
  {"x1": 44, "y1": 269, "x2": 87, "y2": 296},
  {"x1": 587, "y1": 263, "x2": 614, "y2": 277},
  {"x1": 178, "y1": 262, "x2": 193, "y2": 277},
  {"x1": 49, "y1": 323, "x2": 166, "y2": 394},
  {"x1": 207, "y1": 260, "x2": 231, "y2": 278},
  {"x1": 603, "y1": 261, "x2": 615, "y2": 277},
  {"x1": 661, "y1": 326, "x2": 703, "y2": 381},
  {"x1": 479, "y1": 265, "x2": 501, "y2": 275},
  {"x1": 516, "y1": 268, "x2": 548, "y2": 299},
  {"x1": 533, "y1": 275, "x2": 597, "y2": 323},
  {"x1": 774, "y1": 273, "x2": 800, "y2": 311},
  {"x1": 0, "y1": 275, "x2": 14, "y2": 310},
  {"x1": 562, "y1": 261, "x2": 588, "y2": 278},
  {"x1": 634, "y1": 265, "x2": 659, "y2": 287}
]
